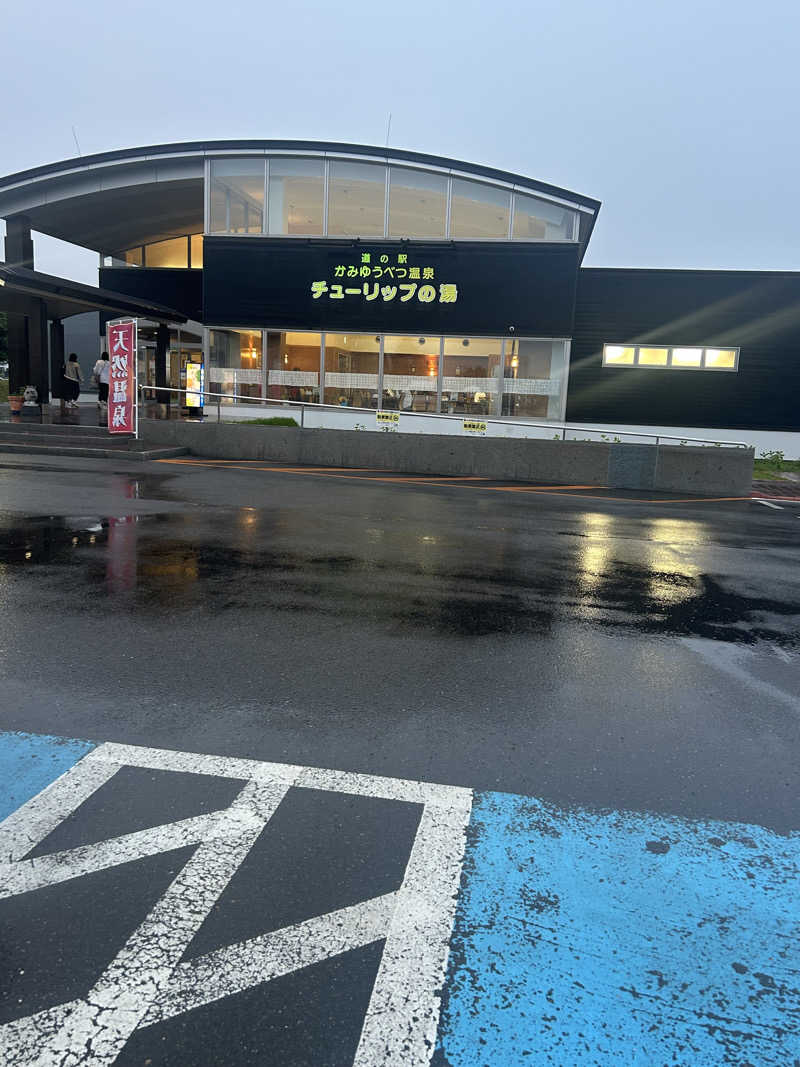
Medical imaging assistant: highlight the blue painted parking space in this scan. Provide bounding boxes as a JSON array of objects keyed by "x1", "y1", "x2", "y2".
[
  {"x1": 0, "y1": 730, "x2": 797, "y2": 1066},
  {"x1": 437, "y1": 791, "x2": 800, "y2": 1066},
  {"x1": 0, "y1": 730, "x2": 95, "y2": 821}
]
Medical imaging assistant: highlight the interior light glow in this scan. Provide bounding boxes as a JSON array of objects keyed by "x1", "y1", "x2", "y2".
[
  {"x1": 671, "y1": 348, "x2": 703, "y2": 367},
  {"x1": 704, "y1": 348, "x2": 736, "y2": 369}
]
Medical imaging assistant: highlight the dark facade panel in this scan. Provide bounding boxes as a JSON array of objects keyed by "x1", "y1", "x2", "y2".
[
  {"x1": 203, "y1": 237, "x2": 580, "y2": 338},
  {"x1": 99, "y1": 268, "x2": 202, "y2": 323},
  {"x1": 568, "y1": 269, "x2": 800, "y2": 431}
]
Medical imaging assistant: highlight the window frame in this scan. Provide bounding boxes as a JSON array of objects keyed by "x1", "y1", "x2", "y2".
[
  {"x1": 602, "y1": 343, "x2": 740, "y2": 372},
  {"x1": 203, "y1": 153, "x2": 588, "y2": 242}
]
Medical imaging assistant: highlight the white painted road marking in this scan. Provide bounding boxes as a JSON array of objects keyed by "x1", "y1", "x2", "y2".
[
  {"x1": 0, "y1": 742, "x2": 471, "y2": 1067},
  {"x1": 753, "y1": 498, "x2": 784, "y2": 509}
]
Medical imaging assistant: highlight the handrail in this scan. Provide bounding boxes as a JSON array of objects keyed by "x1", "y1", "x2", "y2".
[{"x1": 138, "y1": 384, "x2": 750, "y2": 448}]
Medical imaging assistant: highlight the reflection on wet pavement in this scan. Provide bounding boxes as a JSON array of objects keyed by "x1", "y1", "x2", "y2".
[{"x1": 1, "y1": 508, "x2": 797, "y2": 648}]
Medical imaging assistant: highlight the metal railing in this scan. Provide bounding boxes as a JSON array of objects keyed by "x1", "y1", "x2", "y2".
[{"x1": 138, "y1": 384, "x2": 750, "y2": 448}]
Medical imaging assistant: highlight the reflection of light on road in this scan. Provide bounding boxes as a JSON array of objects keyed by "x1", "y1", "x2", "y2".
[
  {"x1": 579, "y1": 512, "x2": 614, "y2": 592},
  {"x1": 645, "y1": 518, "x2": 705, "y2": 606},
  {"x1": 106, "y1": 516, "x2": 137, "y2": 594}
]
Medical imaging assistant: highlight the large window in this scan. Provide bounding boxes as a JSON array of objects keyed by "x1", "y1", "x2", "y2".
[
  {"x1": 442, "y1": 337, "x2": 503, "y2": 416},
  {"x1": 206, "y1": 155, "x2": 584, "y2": 242},
  {"x1": 144, "y1": 236, "x2": 188, "y2": 269},
  {"x1": 382, "y1": 336, "x2": 439, "y2": 412},
  {"x1": 603, "y1": 344, "x2": 739, "y2": 371},
  {"x1": 208, "y1": 329, "x2": 263, "y2": 401},
  {"x1": 388, "y1": 167, "x2": 447, "y2": 238},
  {"x1": 267, "y1": 331, "x2": 321, "y2": 403},
  {"x1": 190, "y1": 234, "x2": 203, "y2": 269},
  {"x1": 209, "y1": 159, "x2": 264, "y2": 234},
  {"x1": 323, "y1": 333, "x2": 380, "y2": 406},
  {"x1": 502, "y1": 339, "x2": 567, "y2": 418},
  {"x1": 268, "y1": 158, "x2": 325, "y2": 235},
  {"x1": 450, "y1": 179, "x2": 511, "y2": 239},
  {"x1": 327, "y1": 162, "x2": 386, "y2": 237},
  {"x1": 513, "y1": 193, "x2": 577, "y2": 241},
  {"x1": 203, "y1": 329, "x2": 570, "y2": 419}
]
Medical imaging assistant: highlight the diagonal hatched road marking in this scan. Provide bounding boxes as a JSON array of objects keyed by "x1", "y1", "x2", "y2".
[{"x1": 0, "y1": 742, "x2": 472, "y2": 1066}]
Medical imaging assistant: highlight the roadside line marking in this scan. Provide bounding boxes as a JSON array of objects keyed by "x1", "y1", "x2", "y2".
[
  {"x1": 0, "y1": 752, "x2": 119, "y2": 863},
  {"x1": 753, "y1": 498, "x2": 784, "y2": 509},
  {"x1": 0, "y1": 810, "x2": 231, "y2": 899},
  {"x1": 0, "y1": 741, "x2": 471, "y2": 1067},
  {"x1": 143, "y1": 892, "x2": 398, "y2": 1025},
  {"x1": 354, "y1": 797, "x2": 472, "y2": 1066},
  {"x1": 155, "y1": 459, "x2": 746, "y2": 504}
]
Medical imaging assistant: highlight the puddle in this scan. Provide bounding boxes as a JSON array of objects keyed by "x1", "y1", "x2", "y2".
[{"x1": 1, "y1": 512, "x2": 798, "y2": 648}]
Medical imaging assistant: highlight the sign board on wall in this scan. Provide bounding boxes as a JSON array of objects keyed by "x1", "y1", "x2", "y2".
[
  {"x1": 105, "y1": 320, "x2": 137, "y2": 436},
  {"x1": 203, "y1": 237, "x2": 580, "y2": 338},
  {"x1": 463, "y1": 420, "x2": 487, "y2": 434}
]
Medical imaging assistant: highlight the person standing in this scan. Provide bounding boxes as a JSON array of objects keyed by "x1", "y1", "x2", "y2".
[
  {"x1": 63, "y1": 353, "x2": 83, "y2": 409},
  {"x1": 93, "y1": 351, "x2": 110, "y2": 410}
]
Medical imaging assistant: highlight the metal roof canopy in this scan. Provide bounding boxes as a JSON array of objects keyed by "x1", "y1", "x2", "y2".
[{"x1": 0, "y1": 264, "x2": 187, "y2": 322}]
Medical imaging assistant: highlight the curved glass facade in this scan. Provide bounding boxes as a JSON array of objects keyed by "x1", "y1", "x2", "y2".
[{"x1": 207, "y1": 156, "x2": 579, "y2": 241}]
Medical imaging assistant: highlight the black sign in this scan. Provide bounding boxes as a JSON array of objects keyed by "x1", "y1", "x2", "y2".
[{"x1": 203, "y1": 237, "x2": 580, "y2": 337}]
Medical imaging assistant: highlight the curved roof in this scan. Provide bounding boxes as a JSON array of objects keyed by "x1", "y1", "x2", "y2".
[{"x1": 0, "y1": 140, "x2": 600, "y2": 254}]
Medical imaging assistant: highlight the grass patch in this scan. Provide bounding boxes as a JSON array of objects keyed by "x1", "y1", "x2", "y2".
[
  {"x1": 0, "y1": 378, "x2": 8, "y2": 403},
  {"x1": 237, "y1": 416, "x2": 299, "y2": 427},
  {"x1": 753, "y1": 450, "x2": 800, "y2": 479}
]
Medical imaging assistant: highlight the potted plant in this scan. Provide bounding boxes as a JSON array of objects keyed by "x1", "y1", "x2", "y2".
[{"x1": 8, "y1": 390, "x2": 24, "y2": 413}]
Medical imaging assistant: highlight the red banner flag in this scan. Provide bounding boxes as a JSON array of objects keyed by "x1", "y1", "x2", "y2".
[{"x1": 106, "y1": 320, "x2": 137, "y2": 435}]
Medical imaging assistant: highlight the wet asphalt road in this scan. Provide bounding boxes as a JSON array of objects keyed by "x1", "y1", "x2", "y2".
[
  {"x1": 1, "y1": 453, "x2": 800, "y2": 1066},
  {"x1": 0, "y1": 453, "x2": 798, "y2": 831}
]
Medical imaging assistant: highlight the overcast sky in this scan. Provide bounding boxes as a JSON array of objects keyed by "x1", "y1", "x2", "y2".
[{"x1": 1, "y1": 0, "x2": 799, "y2": 284}]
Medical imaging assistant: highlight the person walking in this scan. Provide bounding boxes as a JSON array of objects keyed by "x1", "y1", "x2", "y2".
[
  {"x1": 93, "y1": 351, "x2": 110, "y2": 411},
  {"x1": 63, "y1": 353, "x2": 83, "y2": 409}
]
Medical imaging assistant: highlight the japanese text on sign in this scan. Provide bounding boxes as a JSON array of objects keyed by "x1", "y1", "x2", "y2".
[
  {"x1": 376, "y1": 410, "x2": 400, "y2": 430},
  {"x1": 106, "y1": 320, "x2": 137, "y2": 435},
  {"x1": 311, "y1": 251, "x2": 458, "y2": 306},
  {"x1": 462, "y1": 420, "x2": 487, "y2": 434}
]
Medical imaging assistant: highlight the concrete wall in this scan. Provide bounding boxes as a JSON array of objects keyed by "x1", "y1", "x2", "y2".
[{"x1": 141, "y1": 419, "x2": 754, "y2": 495}]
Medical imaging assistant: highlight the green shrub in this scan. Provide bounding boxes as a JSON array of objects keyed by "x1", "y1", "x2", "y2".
[
  {"x1": 237, "y1": 416, "x2": 299, "y2": 427},
  {"x1": 0, "y1": 378, "x2": 8, "y2": 403},
  {"x1": 752, "y1": 453, "x2": 800, "y2": 479}
]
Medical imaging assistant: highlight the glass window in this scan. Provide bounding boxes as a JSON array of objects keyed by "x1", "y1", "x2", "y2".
[
  {"x1": 108, "y1": 247, "x2": 142, "y2": 267},
  {"x1": 382, "y1": 335, "x2": 438, "y2": 412},
  {"x1": 209, "y1": 159, "x2": 265, "y2": 234},
  {"x1": 671, "y1": 347, "x2": 703, "y2": 367},
  {"x1": 603, "y1": 345, "x2": 635, "y2": 365},
  {"x1": 328, "y1": 161, "x2": 386, "y2": 237},
  {"x1": 449, "y1": 179, "x2": 511, "y2": 239},
  {"x1": 602, "y1": 344, "x2": 740, "y2": 371},
  {"x1": 323, "y1": 333, "x2": 380, "y2": 407},
  {"x1": 442, "y1": 337, "x2": 502, "y2": 416},
  {"x1": 268, "y1": 157, "x2": 324, "y2": 235},
  {"x1": 208, "y1": 329, "x2": 262, "y2": 402},
  {"x1": 638, "y1": 347, "x2": 669, "y2": 366},
  {"x1": 704, "y1": 348, "x2": 737, "y2": 369},
  {"x1": 512, "y1": 193, "x2": 577, "y2": 241},
  {"x1": 502, "y1": 339, "x2": 567, "y2": 419},
  {"x1": 190, "y1": 234, "x2": 203, "y2": 269},
  {"x1": 267, "y1": 331, "x2": 321, "y2": 403},
  {"x1": 388, "y1": 167, "x2": 447, "y2": 238},
  {"x1": 144, "y1": 237, "x2": 188, "y2": 269}
]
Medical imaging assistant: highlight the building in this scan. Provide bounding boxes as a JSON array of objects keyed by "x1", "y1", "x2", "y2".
[{"x1": 1, "y1": 140, "x2": 798, "y2": 438}]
